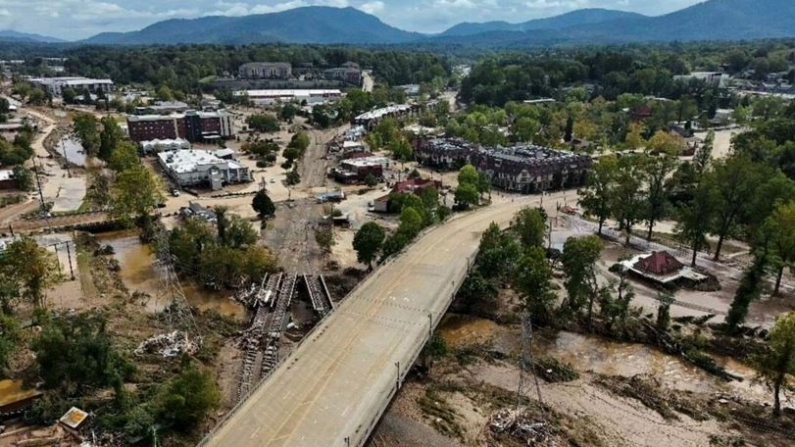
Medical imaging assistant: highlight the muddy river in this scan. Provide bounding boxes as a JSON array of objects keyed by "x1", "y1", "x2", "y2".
[
  {"x1": 440, "y1": 315, "x2": 770, "y2": 405},
  {"x1": 97, "y1": 231, "x2": 246, "y2": 320}
]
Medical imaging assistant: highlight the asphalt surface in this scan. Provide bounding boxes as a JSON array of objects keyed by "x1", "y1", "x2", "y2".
[{"x1": 199, "y1": 195, "x2": 542, "y2": 447}]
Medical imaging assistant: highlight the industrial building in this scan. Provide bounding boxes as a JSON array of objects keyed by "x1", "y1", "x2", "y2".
[
  {"x1": 416, "y1": 138, "x2": 592, "y2": 193},
  {"x1": 236, "y1": 89, "x2": 342, "y2": 105},
  {"x1": 323, "y1": 62, "x2": 362, "y2": 85},
  {"x1": 239, "y1": 62, "x2": 292, "y2": 80},
  {"x1": 354, "y1": 104, "x2": 419, "y2": 129},
  {"x1": 136, "y1": 100, "x2": 190, "y2": 115},
  {"x1": 157, "y1": 149, "x2": 251, "y2": 190},
  {"x1": 27, "y1": 76, "x2": 113, "y2": 96},
  {"x1": 127, "y1": 110, "x2": 233, "y2": 143}
]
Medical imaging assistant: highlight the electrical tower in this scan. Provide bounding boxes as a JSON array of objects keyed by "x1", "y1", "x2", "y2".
[
  {"x1": 153, "y1": 227, "x2": 199, "y2": 335},
  {"x1": 517, "y1": 312, "x2": 544, "y2": 412}
]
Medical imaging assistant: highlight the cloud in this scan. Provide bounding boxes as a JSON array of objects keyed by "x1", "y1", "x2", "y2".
[{"x1": 359, "y1": 1, "x2": 384, "y2": 13}]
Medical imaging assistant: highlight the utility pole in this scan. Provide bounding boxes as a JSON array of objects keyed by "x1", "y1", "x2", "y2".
[
  {"x1": 32, "y1": 156, "x2": 45, "y2": 209},
  {"x1": 60, "y1": 138, "x2": 71, "y2": 177},
  {"x1": 517, "y1": 312, "x2": 544, "y2": 412}
]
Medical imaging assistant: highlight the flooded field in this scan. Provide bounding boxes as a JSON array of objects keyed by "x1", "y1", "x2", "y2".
[
  {"x1": 440, "y1": 315, "x2": 771, "y2": 406},
  {"x1": 98, "y1": 231, "x2": 246, "y2": 320},
  {"x1": 58, "y1": 136, "x2": 89, "y2": 167}
]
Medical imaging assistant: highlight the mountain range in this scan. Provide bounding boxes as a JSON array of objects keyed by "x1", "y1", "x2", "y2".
[
  {"x1": 4, "y1": 0, "x2": 795, "y2": 47},
  {"x1": 0, "y1": 30, "x2": 65, "y2": 43}
]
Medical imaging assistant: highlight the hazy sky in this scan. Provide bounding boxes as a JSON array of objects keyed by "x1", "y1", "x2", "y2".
[{"x1": 0, "y1": 0, "x2": 706, "y2": 40}]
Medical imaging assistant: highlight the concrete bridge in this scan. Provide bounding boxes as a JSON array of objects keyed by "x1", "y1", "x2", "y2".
[{"x1": 199, "y1": 196, "x2": 537, "y2": 447}]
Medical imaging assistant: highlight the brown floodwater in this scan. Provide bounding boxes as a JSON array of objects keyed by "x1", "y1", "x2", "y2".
[
  {"x1": 440, "y1": 315, "x2": 770, "y2": 405},
  {"x1": 97, "y1": 231, "x2": 246, "y2": 320}
]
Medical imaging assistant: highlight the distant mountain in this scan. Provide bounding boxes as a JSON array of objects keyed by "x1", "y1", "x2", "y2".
[
  {"x1": 80, "y1": 0, "x2": 795, "y2": 47},
  {"x1": 0, "y1": 30, "x2": 64, "y2": 43},
  {"x1": 83, "y1": 7, "x2": 422, "y2": 45},
  {"x1": 441, "y1": 9, "x2": 646, "y2": 37}
]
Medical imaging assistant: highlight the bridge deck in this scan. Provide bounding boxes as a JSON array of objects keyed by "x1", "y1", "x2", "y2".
[{"x1": 200, "y1": 198, "x2": 531, "y2": 447}]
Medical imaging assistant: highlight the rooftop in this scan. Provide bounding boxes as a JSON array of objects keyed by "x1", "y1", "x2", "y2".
[
  {"x1": 341, "y1": 156, "x2": 388, "y2": 168},
  {"x1": 158, "y1": 149, "x2": 243, "y2": 174},
  {"x1": 237, "y1": 89, "x2": 342, "y2": 97},
  {"x1": 355, "y1": 104, "x2": 413, "y2": 121},
  {"x1": 0, "y1": 379, "x2": 42, "y2": 409}
]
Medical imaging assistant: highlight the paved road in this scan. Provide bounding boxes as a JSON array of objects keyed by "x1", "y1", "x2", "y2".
[{"x1": 200, "y1": 195, "x2": 541, "y2": 447}]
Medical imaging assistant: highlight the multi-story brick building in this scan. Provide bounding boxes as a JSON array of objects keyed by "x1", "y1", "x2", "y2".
[{"x1": 127, "y1": 110, "x2": 233, "y2": 143}]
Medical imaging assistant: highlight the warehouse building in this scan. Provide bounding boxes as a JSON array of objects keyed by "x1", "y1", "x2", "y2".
[
  {"x1": 157, "y1": 149, "x2": 251, "y2": 190},
  {"x1": 28, "y1": 76, "x2": 113, "y2": 96},
  {"x1": 239, "y1": 62, "x2": 292, "y2": 80},
  {"x1": 140, "y1": 138, "x2": 191, "y2": 154}
]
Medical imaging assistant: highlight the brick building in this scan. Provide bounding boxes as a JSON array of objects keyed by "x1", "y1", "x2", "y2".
[
  {"x1": 239, "y1": 62, "x2": 292, "y2": 80},
  {"x1": 127, "y1": 110, "x2": 233, "y2": 143}
]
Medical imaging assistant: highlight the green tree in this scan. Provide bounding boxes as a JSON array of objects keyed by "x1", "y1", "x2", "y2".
[
  {"x1": 246, "y1": 114, "x2": 280, "y2": 133},
  {"x1": 578, "y1": 155, "x2": 616, "y2": 234},
  {"x1": 286, "y1": 168, "x2": 301, "y2": 186},
  {"x1": 389, "y1": 138, "x2": 414, "y2": 162},
  {"x1": 610, "y1": 156, "x2": 644, "y2": 245},
  {"x1": 1, "y1": 237, "x2": 60, "y2": 309},
  {"x1": 73, "y1": 113, "x2": 100, "y2": 155},
  {"x1": 647, "y1": 131, "x2": 685, "y2": 155},
  {"x1": 315, "y1": 228, "x2": 334, "y2": 253},
  {"x1": 11, "y1": 166, "x2": 33, "y2": 191},
  {"x1": 752, "y1": 311, "x2": 795, "y2": 417},
  {"x1": 364, "y1": 173, "x2": 378, "y2": 187},
  {"x1": 398, "y1": 207, "x2": 424, "y2": 239},
  {"x1": 279, "y1": 103, "x2": 299, "y2": 121},
  {"x1": 353, "y1": 222, "x2": 386, "y2": 269},
  {"x1": 61, "y1": 88, "x2": 77, "y2": 104},
  {"x1": 641, "y1": 155, "x2": 676, "y2": 240},
  {"x1": 710, "y1": 155, "x2": 764, "y2": 260},
  {"x1": 252, "y1": 189, "x2": 276, "y2": 219},
  {"x1": 458, "y1": 164, "x2": 479, "y2": 186},
  {"x1": 156, "y1": 363, "x2": 220, "y2": 431},
  {"x1": 155, "y1": 85, "x2": 173, "y2": 101},
  {"x1": 515, "y1": 246, "x2": 557, "y2": 324},
  {"x1": 33, "y1": 314, "x2": 133, "y2": 393},
  {"x1": 28, "y1": 88, "x2": 47, "y2": 105},
  {"x1": 766, "y1": 202, "x2": 795, "y2": 295},
  {"x1": 675, "y1": 180, "x2": 716, "y2": 267},
  {"x1": 726, "y1": 235, "x2": 771, "y2": 331},
  {"x1": 561, "y1": 236, "x2": 603, "y2": 328},
  {"x1": 99, "y1": 117, "x2": 123, "y2": 161},
  {"x1": 454, "y1": 184, "x2": 479, "y2": 208},
  {"x1": 476, "y1": 222, "x2": 521, "y2": 279},
  {"x1": 107, "y1": 142, "x2": 140, "y2": 172},
  {"x1": 110, "y1": 165, "x2": 164, "y2": 235},
  {"x1": 693, "y1": 130, "x2": 714, "y2": 180},
  {"x1": 512, "y1": 207, "x2": 546, "y2": 249}
]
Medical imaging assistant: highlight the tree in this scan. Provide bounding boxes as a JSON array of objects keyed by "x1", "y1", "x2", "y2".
[
  {"x1": 389, "y1": 138, "x2": 413, "y2": 162},
  {"x1": 476, "y1": 222, "x2": 521, "y2": 279},
  {"x1": 252, "y1": 189, "x2": 276, "y2": 219},
  {"x1": 675, "y1": 180, "x2": 716, "y2": 267},
  {"x1": 107, "y1": 142, "x2": 140, "y2": 172},
  {"x1": 11, "y1": 166, "x2": 33, "y2": 191},
  {"x1": 578, "y1": 155, "x2": 616, "y2": 234},
  {"x1": 726, "y1": 235, "x2": 771, "y2": 331},
  {"x1": 246, "y1": 114, "x2": 280, "y2": 133},
  {"x1": 454, "y1": 184, "x2": 479, "y2": 208},
  {"x1": 647, "y1": 131, "x2": 685, "y2": 156},
  {"x1": 28, "y1": 88, "x2": 47, "y2": 105},
  {"x1": 157, "y1": 363, "x2": 220, "y2": 431},
  {"x1": 279, "y1": 103, "x2": 299, "y2": 121},
  {"x1": 766, "y1": 202, "x2": 795, "y2": 295},
  {"x1": 353, "y1": 222, "x2": 386, "y2": 269},
  {"x1": 610, "y1": 156, "x2": 644, "y2": 245},
  {"x1": 625, "y1": 123, "x2": 646, "y2": 149},
  {"x1": 215, "y1": 206, "x2": 229, "y2": 246},
  {"x1": 458, "y1": 164, "x2": 479, "y2": 186},
  {"x1": 33, "y1": 314, "x2": 133, "y2": 393},
  {"x1": 1, "y1": 237, "x2": 60, "y2": 309},
  {"x1": 315, "y1": 228, "x2": 334, "y2": 253},
  {"x1": 516, "y1": 246, "x2": 557, "y2": 324},
  {"x1": 73, "y1": 113, "x2": 100, "y2": 155},
  {"x1": 710, "y1": 155, "x2": 764, "y2": 260},
  {"x1": 752, "y1": 312, "x2": 795, "y2": 417},
  {"x1": 286, "y1": 168, "x2": 301, "y2": 186},
  {"x1": 641, "y1": 155, "x2": 676, "y2": 240},
  {"x1": 155, "y1": 85, "x2": 173, "y2": 101},
  {"x1": 99, "y1": 117, "x2": 123, "y2": 161},
  {"x1": 61, "y1": 88, "x2": 77, "y2": 104},
  {"x1": 398, "y1": 207, "x2": 424, "y2": 239},
  {"x1": 512, "y1": 207, "x2": 546, "y2": 249},
  {"x1": 364, "y1": 173, "x2": 378, "y2": 187},
  {"x1": 110, "y1": 165, "x2": 164, "y2": 236},
  {"x1": 693, "y1": 130, "x2": 714, "y2": 180},
  {"x1": 561, "y1": 236, "x2": 603, "y2": 328}
]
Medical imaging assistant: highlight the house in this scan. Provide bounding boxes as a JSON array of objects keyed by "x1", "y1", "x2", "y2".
[
  {"x1": 158, "y1": 149, "x2": 250, "y2": 190},
  {"x1": 324, "y1": 62, "x2": 362, "y2": 85},
  {"x1": 619, "y1": 250, "x2": 707, "y2": 288},
  {"x1": 354, "y1": 104, "x2": 418, "y2": 130},
  {"x1": 0, "y1": 170, "x2": 17, "y2": 190},
  {"x1": 393, "y1": 178, "x2": 442, "y2": 195},
  {"x1": 335, "y1": 156, "x2": 389, "y2": 183},
  {"x1": 237, "y1": 89, "x2": 342, "y2": 105},
  {"x1": 634, "y1": 251, "x2": 684, "y2": 276},
  {"x1": 673, "y1": 72, "x2": 729, "y2": 88},
  {"x1": 372, "y1": 194, "x2": 390, "y2": 213}
]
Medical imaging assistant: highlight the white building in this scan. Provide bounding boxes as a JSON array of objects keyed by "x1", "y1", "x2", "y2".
[
  {"x1": 140, "y1": 138, "x2": 191, "y2": 154},
  {"x1": 157, "y1": 149, "x2": 251, "y2": 190},
  {"x1": 236, "y1": 89, "x2": 342, "y2": 105},
  {"x1": 673, "y1": 72, "x2": 730, "y2": 88},
  {"x1": 27, "y1": 77, "x2": 114, "y2": 96}
]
